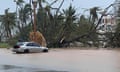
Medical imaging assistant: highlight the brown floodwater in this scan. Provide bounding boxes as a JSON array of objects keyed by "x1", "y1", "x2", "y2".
[{"x1": 0, "y1": 48, "x2": 120, "y2": 72}]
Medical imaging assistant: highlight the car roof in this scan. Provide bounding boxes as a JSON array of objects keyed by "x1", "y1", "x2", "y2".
[
  {"x1": 17, "y1": 42, "x2": 37, "y2": 44},
  {"x1": 17, "y1": 42, "x2": 42, "y2": 46},
  {"x1": 23, "y1": 42, "x2": 36, "y2": 43}
]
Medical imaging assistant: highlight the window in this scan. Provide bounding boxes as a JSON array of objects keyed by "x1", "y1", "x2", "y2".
[
  {"x1": 26, "y1": 42, "x2": 40, "y2": 47},
  {"x1": 32, "y1": 43, "x2": 40, "y2": 47},
  {"x1": 26, "y1": 43, "x2": 33, "y2": 46}
]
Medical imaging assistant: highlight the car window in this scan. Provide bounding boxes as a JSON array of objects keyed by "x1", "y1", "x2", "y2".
[
  {"x1": 26, "y1": 43, "x2": 40, "y2": 47},
  {"x1": 26, "y1": 43, "x2": 33, "y2": 46},
  {"x1": 32, "y1": 43, "x2": 40, "y2": 47}
]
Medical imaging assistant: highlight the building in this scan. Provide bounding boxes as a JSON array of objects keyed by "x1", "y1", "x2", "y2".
[
  {"x1": 114, "y1": 0, "x2": 120, "y2": 22},
  {"x1": 97, "y1": 15, "x2": 116, "y2": 33},
  {"x1": 96, "y1": 0, "x2": 119, "y2": 47},
  {"x1": 97, "y1": 0, "x2": 120, "y2": 33}
]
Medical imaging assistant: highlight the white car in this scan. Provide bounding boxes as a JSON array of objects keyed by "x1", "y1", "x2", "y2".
[{"x1": 12, "y1": 42, "x2": 48, "y2": 53}]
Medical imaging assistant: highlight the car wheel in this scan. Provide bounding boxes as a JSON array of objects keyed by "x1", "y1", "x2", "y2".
[
  {"x1": 43, "y1": 49, "x2": 48, "y2": 52},
  {"x1": 24, "y1": 49, "x2": 29, "y2": 53}
]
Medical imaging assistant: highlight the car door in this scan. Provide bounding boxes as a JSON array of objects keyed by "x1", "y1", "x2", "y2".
[
  {"x1": 26, "y1": 43, "x2": 35, "y2": 52},
  {"x1": 32, "y1": 43, "x2": 42, "y2": 52}
]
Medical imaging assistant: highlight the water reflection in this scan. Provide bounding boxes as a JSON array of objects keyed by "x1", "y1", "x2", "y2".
[
  {"x1": 1, "y1": 65, "x2": 21, "y2": 70},
  {"x1": 0, "y1": 65, "x2": 67, "y2": 72}
]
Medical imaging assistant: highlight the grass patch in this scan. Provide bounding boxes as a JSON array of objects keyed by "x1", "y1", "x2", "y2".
[{"x1": 0, "y1": 43, "x2": 11, "y2": 48}]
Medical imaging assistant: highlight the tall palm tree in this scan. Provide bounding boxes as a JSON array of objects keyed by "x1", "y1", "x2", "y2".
[
  {"x1": 89, "y1": 7, "x2": 101, "y2": 22},
  {"x1": 1, "y1": 9, "x2": 16, "y2": 38},
  {"x1": 63, "y1": 5, "x2": 77, "y2": 36},
  {"x1": 14, "y1": 0, "x2": 33, "y2": 40},
  {"x1": 19, "y1": 4, "x2": 31, "y2": 26},
  {"x1": 14, "y1": 0, "x2": 24, "y2": 32},
  {"x1": 89, "y1": 7, "x2": 100, "y2": 33},
  {"x1": 29, "y1": 0, "x2": 33, "y2": 26},
  {"x1": 55, "y1": 5, "x2": 77, "y2": 46}
]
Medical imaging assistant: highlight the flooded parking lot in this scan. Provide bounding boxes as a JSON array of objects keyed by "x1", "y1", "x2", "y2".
[{"x1": 0, "y1": 48, "x2": 120, "y2": 72}]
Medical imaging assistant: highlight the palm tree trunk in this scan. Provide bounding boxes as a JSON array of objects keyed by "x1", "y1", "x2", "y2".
[{"x1": 29, "y1": 0, "x2": 33, "y2": 26}]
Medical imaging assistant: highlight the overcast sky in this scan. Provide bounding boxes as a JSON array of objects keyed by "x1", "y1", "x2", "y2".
[{"x1": 0, "y1": 0, "x2": 115, "y2": 15}]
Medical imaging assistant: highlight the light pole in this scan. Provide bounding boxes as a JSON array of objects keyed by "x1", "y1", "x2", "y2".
[{"x1": 32, "y1": 0, "x2": 37, "y2": 41}]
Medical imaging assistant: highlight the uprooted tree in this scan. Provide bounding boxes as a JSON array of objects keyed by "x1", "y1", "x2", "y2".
[{"x1": 29, "y1": 31, "x2": 47, "y2": 47}]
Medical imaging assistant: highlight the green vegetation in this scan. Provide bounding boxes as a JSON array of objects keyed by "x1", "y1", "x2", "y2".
[
  {"x1": 0, "y1": 43, "x2": 11, "y2": 48},
  {"x1": 0, "y1": 0, "x2": 119, "y2": 48}
]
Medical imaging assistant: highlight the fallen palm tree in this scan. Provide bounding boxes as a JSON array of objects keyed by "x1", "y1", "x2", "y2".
[{"x1": 29, "y1": 31, "x2": 47, "y2": 47}]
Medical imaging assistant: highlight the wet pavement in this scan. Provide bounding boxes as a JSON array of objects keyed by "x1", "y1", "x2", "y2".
[
  {"x1": 0, "y1": 48, "x2": 120, "y2": 72},
  {"x1": 0, "y1": 65, "x2": 65, "y2": 72}
]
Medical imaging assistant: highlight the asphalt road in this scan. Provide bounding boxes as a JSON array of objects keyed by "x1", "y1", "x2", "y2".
[{"x1": 0, "y1": 48, "x2": 120, "y2": 72}]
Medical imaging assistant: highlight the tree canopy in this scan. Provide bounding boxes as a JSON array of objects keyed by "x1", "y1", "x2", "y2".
[{"x1": 0, "y1": 0, "x2": 119, "y2": 48}]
